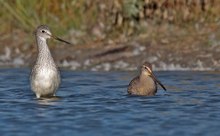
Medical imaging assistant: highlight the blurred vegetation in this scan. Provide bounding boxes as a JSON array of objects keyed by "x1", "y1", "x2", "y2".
[{"x1": 0, "y1": 0, "x2": 220, "y2": 44}]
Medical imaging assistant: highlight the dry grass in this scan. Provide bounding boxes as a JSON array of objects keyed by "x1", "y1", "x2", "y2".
[{"x1": 0, "y1": 0, "x2": 219, "y2": 43}]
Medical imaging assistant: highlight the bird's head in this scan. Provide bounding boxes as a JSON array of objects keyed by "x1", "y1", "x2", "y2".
[
  {"x1": 34, "y1": 25, "x2": 72, "y2": 45},
  {"x1": 141, "y1": 62, "x2": 167, "y2": 91}
]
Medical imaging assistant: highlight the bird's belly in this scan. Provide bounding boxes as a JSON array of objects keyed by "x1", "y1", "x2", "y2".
[
  {"x1": 33, "y1": 69, "x2": 58, "y2": 89},
  {"x1": 133, "y1": 80, "x2": 156, "y2": 96},
  {"x1": 37, "y1": 77, "x2": 52, "y2": 89}
]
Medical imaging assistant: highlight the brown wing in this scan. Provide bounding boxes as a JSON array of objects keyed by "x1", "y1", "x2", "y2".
[{"x1": 127, "y1": 76, "x2": 140, "y2": 94}]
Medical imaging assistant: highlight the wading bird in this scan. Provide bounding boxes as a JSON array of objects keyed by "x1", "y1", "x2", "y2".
[
  {"x1": 31, "y1": 25, "x2": 71, "y2": 98},
  {"x1": 128, "y1": 62, "x2": 166, "y2": 96}
]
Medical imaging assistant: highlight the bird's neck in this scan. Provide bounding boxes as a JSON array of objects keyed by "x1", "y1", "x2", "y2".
[
  {"x1": 140, "y1": 73, "x2": 148, "y2": 81},
  {"x1": 36, "y1": 37, "x2": 55, "y2": 65},
  {"x1": 139, "y1": 72, "x2": 156, "y2": 91},
  {"x1": 139, "y1": 72, "x2": 153, "y2": 83}
]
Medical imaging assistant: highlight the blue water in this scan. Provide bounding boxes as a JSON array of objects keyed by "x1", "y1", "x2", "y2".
[{"x1": 0, "y1": 69, "x2": 220, "y2": 136}]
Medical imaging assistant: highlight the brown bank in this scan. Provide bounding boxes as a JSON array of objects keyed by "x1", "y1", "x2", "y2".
[{"x1": 0, "y1": 23, "x2": 220, "y2": 71}]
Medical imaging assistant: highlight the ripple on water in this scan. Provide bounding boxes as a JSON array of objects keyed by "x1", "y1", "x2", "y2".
[{"x1": 0, "y1": 69, "x2": 220, "y2": 136}]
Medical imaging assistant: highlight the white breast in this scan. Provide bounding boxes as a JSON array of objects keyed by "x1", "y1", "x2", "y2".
[{"x1": 35, "y1": 68, "x2": 55, "y2": 88}]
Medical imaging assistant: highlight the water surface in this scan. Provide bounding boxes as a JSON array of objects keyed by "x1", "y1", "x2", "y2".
[{"x1": 0, "y1": 69, "x2": 220, "y2": 136}]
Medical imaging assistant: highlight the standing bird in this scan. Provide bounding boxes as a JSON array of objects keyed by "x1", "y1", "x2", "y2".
[
  {"x1": 128, "y1": 62, "x2": 166, "y2": 96},
  {"x1": 31, "y1": 25, "x2": 71, "y2": 98}
]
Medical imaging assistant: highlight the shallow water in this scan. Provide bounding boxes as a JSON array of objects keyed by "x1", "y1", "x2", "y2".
[{"x1": 0, "y1": 69, "x2": 220, "y2": 136}]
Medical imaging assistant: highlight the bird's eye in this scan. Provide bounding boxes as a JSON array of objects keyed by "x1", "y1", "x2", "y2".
[
  {"x1": 41, "y1": 30, "x2": 45, "y2": 33},
  {"x1": 144, "y1": 66, "x2": 148, "y2": 69}
]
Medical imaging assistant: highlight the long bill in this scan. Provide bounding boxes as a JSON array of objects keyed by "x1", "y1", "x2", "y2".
[
  {"x1": 46, "y1": 32, "x2": 72, "y2": 45},
  {"x1": 146, "y1": 67, "x2": 167, "y2": 91},
  {"x1": 51, "y1": 35, "x2": 72, "y2": 45}
]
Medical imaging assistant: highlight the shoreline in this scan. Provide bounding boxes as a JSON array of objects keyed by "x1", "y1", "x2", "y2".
[{"x1": 0, "y1": 38, "x2": 219, "y2": 71}]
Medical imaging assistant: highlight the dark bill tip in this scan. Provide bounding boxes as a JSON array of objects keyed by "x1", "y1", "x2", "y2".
[
  {"x1": 156, "y1": 80, "x2": 167, "y2": 91},
  {"x1": 150, "y1": 72, "x2": 167, "y2": 91},
  {"x1": 51, "y1": 35, "x2": 72, "y2": 45}
]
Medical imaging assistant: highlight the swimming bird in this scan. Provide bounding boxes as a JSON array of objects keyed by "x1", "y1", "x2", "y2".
[
  {"x1": 128, "y1": 62, "x2": 166, "y2": 96},
  {"x1": 30, "y1": 25, "x2": 71, "y2": 98}
]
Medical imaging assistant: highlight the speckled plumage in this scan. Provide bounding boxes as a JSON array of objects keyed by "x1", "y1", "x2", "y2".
[
  {"x1": 127, "y1": 62, "x2": 166, "y2": 96},
  {"x1": 31, "y1": 25, "x2": 61, "y2": 98}
]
